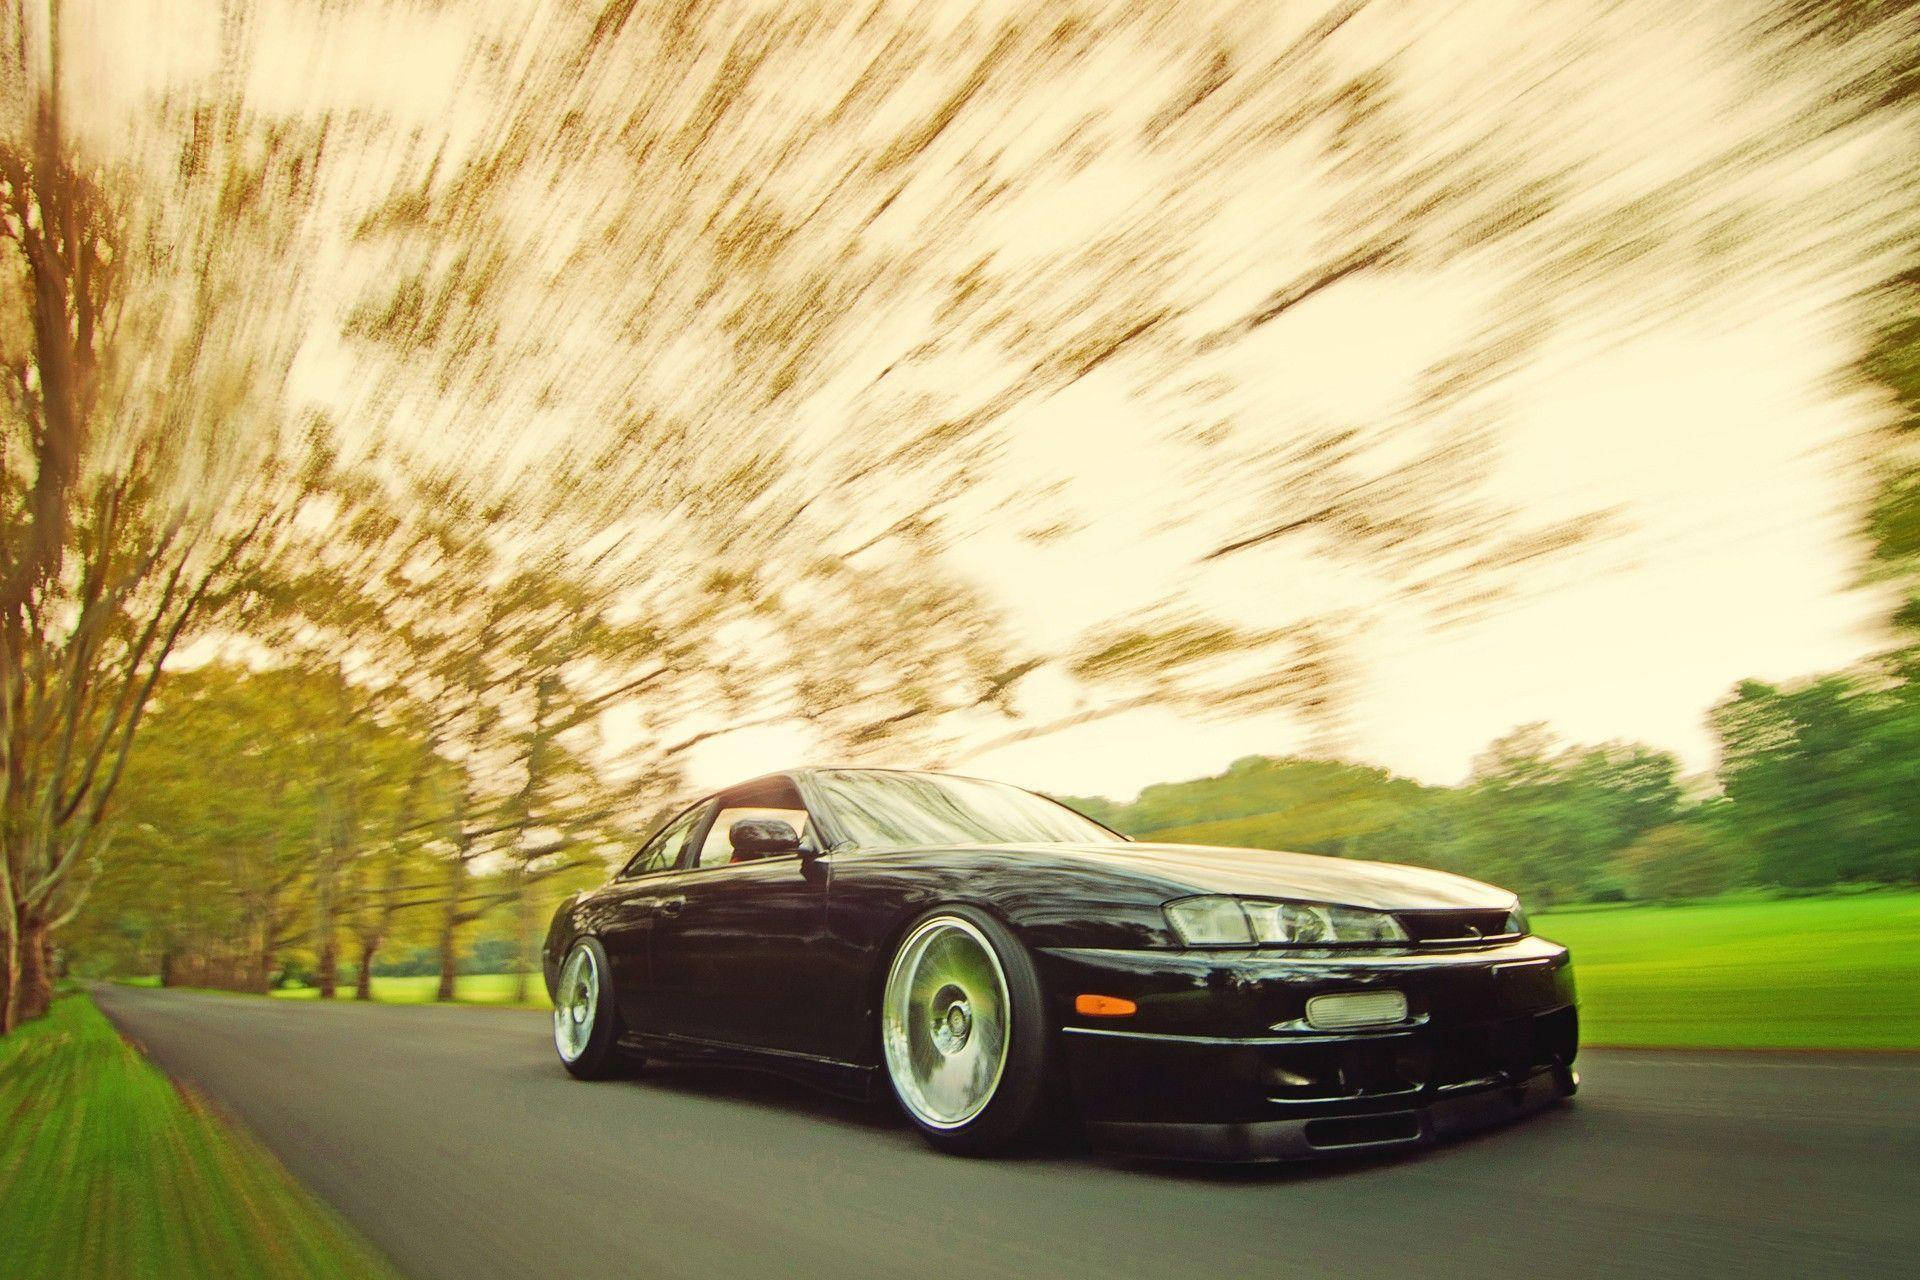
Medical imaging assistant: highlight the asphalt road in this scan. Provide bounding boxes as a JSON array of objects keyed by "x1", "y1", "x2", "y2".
[{"x1": 93, "y1": 985, "x2": 1917, "y2": 1280}]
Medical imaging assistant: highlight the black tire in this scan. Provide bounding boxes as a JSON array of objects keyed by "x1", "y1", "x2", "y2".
[
  {"x1": 553, "y1": 937, "x2": 627, "y2": 1080},
  {"x1": 880, "y1": 905, "x2": 1053, "y2": 1156}
]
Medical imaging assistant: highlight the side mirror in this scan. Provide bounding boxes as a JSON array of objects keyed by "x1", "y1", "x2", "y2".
[{"x1": 730, "y1": 817, "x2": 804, "y2": 860}]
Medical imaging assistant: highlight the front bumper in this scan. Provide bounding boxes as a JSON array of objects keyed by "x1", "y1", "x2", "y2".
[
  {"x1": 1085, "y1": 1060, "x2": 1575, "y2": 1162},
  {"x1": 1038, "y1": 937, "x2": 1579, "y2": 1162}
]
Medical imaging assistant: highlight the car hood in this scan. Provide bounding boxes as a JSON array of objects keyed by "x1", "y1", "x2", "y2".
[{"x1": 1019, "y1": 841, "x2": 1517, "y2": 912}]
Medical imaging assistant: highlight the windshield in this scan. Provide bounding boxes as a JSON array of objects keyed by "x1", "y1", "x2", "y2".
[{"x1": 811, "y1": 770, "x2": 1122, "y2": 848}]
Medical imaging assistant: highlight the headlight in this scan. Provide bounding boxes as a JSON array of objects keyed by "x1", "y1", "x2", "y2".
[
  {"x1": 1164, "y1": 896, "x2": 1409, "y2": 947},
  {"x1": 1505, "y1": 903, "x2": 1530, "y2": 936},
  {"x1": 1163, "y1": 896, "x2": 1256, "y2": 945}
]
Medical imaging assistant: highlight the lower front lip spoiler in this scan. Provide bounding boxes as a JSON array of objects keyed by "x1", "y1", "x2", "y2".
[{"x1": 1084, "y1": 1063, "x2": 1576, "y2": 1164}]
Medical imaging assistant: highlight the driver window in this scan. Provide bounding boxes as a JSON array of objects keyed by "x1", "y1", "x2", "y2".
[
  {"x1": 621, "y1": 803, "x2": 705, "y2": 878},
  {"x1": 696, "y1": 807, "x2": 812, "y2": 868}
]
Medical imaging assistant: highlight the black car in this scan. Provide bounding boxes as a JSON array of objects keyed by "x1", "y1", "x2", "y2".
[{"x1": 544, "y1": 767, "x2": 1578, "y2": 1161}]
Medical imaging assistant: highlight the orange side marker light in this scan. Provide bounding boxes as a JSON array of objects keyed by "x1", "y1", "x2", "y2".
[{"x1": 1075, "y1": 994, "x2": 1137, "y2": 1017}]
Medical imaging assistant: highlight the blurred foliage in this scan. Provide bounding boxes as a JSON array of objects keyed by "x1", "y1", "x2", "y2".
[
  {"x1": 61, "y1": 661, "x2": 612, "y2": 1000},
  {"x1": 1072, "y1": 654, "x2": 1920, "y2": 904},
  {"x1": 1711, "y1": 673, "x2": 1920, "y2": 888},
  {"x1": 1858, "y1": 266, "x2": 1920, "y2": 630},
  {"x1": 7, "y1": 0, "x2": 1920, "y2": 1026},
  {"x1": 1614, "y1": 822, "x2": 1743, "y2": 904},
  {"x1": 1068, "y1": 754, "x2": 1433, "y2": 852},
  {"x1": 1067, "y1": 733, "x2": 1684, "y2": 906}
]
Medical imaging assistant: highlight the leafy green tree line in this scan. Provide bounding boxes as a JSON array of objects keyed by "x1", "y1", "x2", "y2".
[
  {"x1": 1068, "y1": 657, "x2": 1920, "y2": 905},
  {"x1": 61, "y1": 662, "x2": 611, "y2": 998}
]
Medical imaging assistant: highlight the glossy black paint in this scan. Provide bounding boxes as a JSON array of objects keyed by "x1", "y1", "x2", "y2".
[{"x1": 544, "y1": 767, "x2": 1579, "y2": 1157}]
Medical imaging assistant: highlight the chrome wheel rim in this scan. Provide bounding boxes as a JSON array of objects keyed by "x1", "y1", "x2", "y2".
[
  {"x1": 881, "y1": 916, "x2": 1010, "y2": 1130},
  {"x1": 554, "y1": 945, "x2": 598, "y2": 1063}
]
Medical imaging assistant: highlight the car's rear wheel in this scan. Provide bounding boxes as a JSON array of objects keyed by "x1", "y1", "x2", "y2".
[
  {"x1": 553, "y1": 937, "x2": 626, "y2": 1079},
  {"x1": 880, "y1": 907, "x2": 1051, "y2": 1155}
]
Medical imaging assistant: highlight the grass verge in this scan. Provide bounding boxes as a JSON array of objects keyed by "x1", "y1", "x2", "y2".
[
  {"x1": 124, "y1": 891, "x2": 1920, "y2": 1050},
  {"x1": 1535, "y1": 890, "x2": 1920, "y2": 1049},
  {"x1": 0, "y1": 993, "x2": 404, "y2": 1280},
  {"x1": 269, "y1": 972, "x2": 549, "y2": 1008}
]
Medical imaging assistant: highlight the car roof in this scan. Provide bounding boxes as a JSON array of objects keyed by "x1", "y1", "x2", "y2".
[
  {"x1": 694, "y1": 765, "x2": 1021, "y2": 794},
  {"x1": 789, "y1": 765, "x2": 1019, "y2": 788}
]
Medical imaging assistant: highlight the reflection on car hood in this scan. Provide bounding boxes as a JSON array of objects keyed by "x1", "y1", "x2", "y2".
[{"x1": 1020, "y1": 841, "x2": 1517, "y2": 911}]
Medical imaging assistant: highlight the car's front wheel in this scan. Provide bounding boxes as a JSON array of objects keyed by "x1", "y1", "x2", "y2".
[
  {"x1": 880, "y1": 907, "x2": 1052, "y2": 1155},
  {"x1": 553, "y1": 937, "x2": 627, "y2": 1079}
]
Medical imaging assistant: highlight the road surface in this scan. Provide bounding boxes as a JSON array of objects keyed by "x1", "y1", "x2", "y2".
[{"x1": 94, "y1": 984, "x2": 1918, "y2": 1280}]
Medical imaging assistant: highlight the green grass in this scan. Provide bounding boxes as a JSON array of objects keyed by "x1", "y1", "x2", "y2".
[
  {"x1": 131, "y1": 892, "x2": 1920, "y2": 1050},
  {"x1": 0, "y1": 994, "x2": 403, "y2": 1280},
  {"x1": 269, "y1": 972, "x2": 549, "y2": 1009},
  {"x1": 1534, "y1": 890, "x2": 1920, "y2": 1049}
]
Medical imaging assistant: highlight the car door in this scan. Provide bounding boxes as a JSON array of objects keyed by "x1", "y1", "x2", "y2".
[
  {"x1": 598, "y1": 799, "x2": 711, "y2": 1032},
  {"x1": 645, "y1": 801, "x2": 836, "y2": 1057}
]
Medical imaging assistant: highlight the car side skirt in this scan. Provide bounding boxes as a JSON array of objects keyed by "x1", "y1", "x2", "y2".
[{"x1": 618, "y1": 1030, "x2": 880, "y2": 1101}]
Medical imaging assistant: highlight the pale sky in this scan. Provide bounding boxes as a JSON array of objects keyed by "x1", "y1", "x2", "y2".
[{"x1": 693, "y1": 284, "x2": 1893, "y2": 800}]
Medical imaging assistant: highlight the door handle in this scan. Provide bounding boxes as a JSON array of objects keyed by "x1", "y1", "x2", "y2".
[{"x1": 655, "y1": 896, "x2": 687, "y2": 917}]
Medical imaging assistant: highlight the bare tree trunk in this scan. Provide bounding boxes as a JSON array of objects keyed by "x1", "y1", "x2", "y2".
[
  {"x1": 313, "y1": 769, "x2": 364, "y2": 1001},
  {"x1": 504, "y1": 676, "x2": 567, "y2": 1007},
  {"x1": 314, "y1": 833, "x2": 339, "y2": 998},
  {"x1": 435, "y1": 849, "x2": 469, "y2": 1002},
  {"x1": 245, "y1": 901, "x2": 273, "y2": 994},
  {"x1": 0, "y1": 827, "x2": 20, "y2": 1034},
  {"x1": 15, "y1": 910, "x2": 52, "y2": 1022},
  {"x1": 355, "y1": 936, "x2": 376, "y2": 1000},
  {"x1": 435, "y1": 898, "x2": 460, "y2": 1002},
  {"x1": 316, "y1": 929, "x2": 337, "y2": 998},
  {"x1": 39, "y1": 925, "x2": 56, "y2": 993},
  {"x1": 0, "y1": 922, "x2": 15, "y2": 1035},
  {"x1": 511, "y1": 880, "x2": 535, "y2": 1005},
  {"x1": 437, "y1": 783, "x2": 473, "y2": 1002}
]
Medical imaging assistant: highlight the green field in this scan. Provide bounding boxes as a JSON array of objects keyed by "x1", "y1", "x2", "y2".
[
  {"x1": 270, "y1": 972, "x2": 550, "y2": 1009},
  {"x1": 0, "y1": 994, "x2": 401, "y2": 1280},
  {"x1": 145, "y1": 891, "x2": 1920, "y2": 1049},
  {"x1": 1535, "y1": 890, "x2": 1920, "y2": 1049}
]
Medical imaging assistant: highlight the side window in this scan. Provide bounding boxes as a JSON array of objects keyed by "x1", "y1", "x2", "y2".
[
  {"x1": 621, "y1": 804, "x2": 705, "y2": 878},
  {"x1": 695, "y1": 806, "x2": 812, "y2": 869}
]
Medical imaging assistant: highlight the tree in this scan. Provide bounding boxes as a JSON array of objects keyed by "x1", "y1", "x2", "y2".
[
  {"x1": 1055, "y1": 735, "x2": 1685, "y2": 903},
  {"x1": 0, "y1": 0, "x2": 342, "y2": 1029},
  {"x1": 1712, "y1": 676, "x2": 1920, "y2": 888},
  {"x1": 1430, "y1": 728, "x2": 1686, "y2": 905},
  {"x1": 342, "y1": 733, "x2": 444, "y2": 1002},
  {"x1": 1067, "y1": 753, "x2": 1434, "y2": 859},
  {"x1": 66, "y1": 664, "x2": 438, "y2": 994},
  {"x1": 44, "y1": 0, "x2": 1920, "y2": 992},
  {"x1": 1856, "y1": 266, "x2": 1920, "y2": 635},
  {"x1": 1615, "y1": 822, "x2": 1742, "y2": 903},
  {"x1": 335, "y1": 0, "x2": 1812, "y2": 764}
]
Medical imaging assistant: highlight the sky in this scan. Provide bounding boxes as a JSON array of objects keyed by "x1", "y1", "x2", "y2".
[
  {"x1": 66, "y1": 0, "x2": 1909, "y2": 806},
  {"x1": 693, "y1": 282, "x2": 1893, "y2": 801}
]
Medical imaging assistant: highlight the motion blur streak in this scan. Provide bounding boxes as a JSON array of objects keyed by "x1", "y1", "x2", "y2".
[
  {"x1": 0, "y1": 4, "x2": 1912, "y2": 1278},
  {"x1": 2, "y1": 0, "x2": 1917, "y2": 1114}
]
